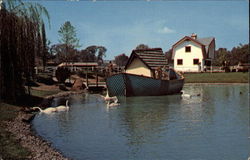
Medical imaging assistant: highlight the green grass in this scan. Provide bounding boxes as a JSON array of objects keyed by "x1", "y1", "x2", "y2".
[
  {"x1": 30, "y1": 88, "x2": 60, "y2": 98},
  {"x1": 0, "y1": 103, "x2": 30, "y2": 159},
  {"x1": 184, "y1": 72, "x2": 249, "y2": 83}
]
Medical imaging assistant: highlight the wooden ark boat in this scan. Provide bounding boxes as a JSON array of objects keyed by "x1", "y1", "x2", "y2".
[{"x1": 106, "y1": 48, "x2": 184, "y2": 97}]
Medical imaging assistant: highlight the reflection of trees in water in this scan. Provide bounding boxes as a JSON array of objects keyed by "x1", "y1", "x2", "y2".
[{"x1": 119, "y1": 96, "x2": 181, "y2": 149}]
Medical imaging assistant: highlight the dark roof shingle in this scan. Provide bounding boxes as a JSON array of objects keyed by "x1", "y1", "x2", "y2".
[{"x1": 129, "y1": 48, "x2": 168, "y2": 70}]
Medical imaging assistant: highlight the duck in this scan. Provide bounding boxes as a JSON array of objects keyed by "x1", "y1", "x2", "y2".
[
  {"x1": 55, "y1": 100, "x2": 69, "y2": 111},
  {"x1": 32, "y1": 106, "x2": 57, "y2": 114},
  {"x1": 180, "y1": 90, "x2": 192, "y2": 98}
]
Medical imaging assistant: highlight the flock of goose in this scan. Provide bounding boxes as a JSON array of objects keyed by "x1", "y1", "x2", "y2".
[
  {"x1": 32, "y1": 90, "x2": 202, "y2": 114},
  {"x1": 33, "y1": 100, "x2": 70, "y2": 114}
]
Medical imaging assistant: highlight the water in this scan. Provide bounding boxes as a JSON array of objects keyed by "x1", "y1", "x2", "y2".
[{"x1": 32, "y1": 84, "x2": 250, "y2": 160}]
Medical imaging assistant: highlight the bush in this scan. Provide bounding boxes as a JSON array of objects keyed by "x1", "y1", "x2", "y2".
[{"x1": 55, "y1": 67, "x2": 71, "y2": 83}]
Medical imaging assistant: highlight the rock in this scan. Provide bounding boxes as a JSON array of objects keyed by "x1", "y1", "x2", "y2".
[
  {"x1": 71, "y1": 78, "x2": 86, "y2": 91},
  {"x1": 21, "y1": 113, "x2": 35, "y2": 123}
]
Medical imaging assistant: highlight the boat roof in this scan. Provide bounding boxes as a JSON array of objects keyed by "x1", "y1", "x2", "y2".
[{"x1": 125, "y1": 48, "x2": 168, "y2": 70}]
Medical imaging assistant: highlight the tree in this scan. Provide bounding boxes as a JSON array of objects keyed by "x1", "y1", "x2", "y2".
[
  {"x1": 213, "y1": 48, "x2": 231, "y2": 66},
  {"x1": 78, "y1": 45, "x2": 107, "y2": 64},
  {"x1": 50, "y1": 43, "x2": 78, "y2": 63},
  {"x1": 58, "y1": 21, "x2": 81, "y2": 62},
  {"x1": 135, "y1": 44, "x2": 150, "y2": 50},
  {"x1": 0, "y1": 0, "x2": 50, "y2": 102},
  {"x1": 230, "y1": 44, "x2": 249, "y2": 65},
  {"x1": 115, "y1": 53, "x2": 129, "y2": 66}
]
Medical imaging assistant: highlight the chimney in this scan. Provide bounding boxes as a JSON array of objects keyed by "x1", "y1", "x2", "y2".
[{"x1": 191, "y1": 33, "x2": 197, "y2": 39}]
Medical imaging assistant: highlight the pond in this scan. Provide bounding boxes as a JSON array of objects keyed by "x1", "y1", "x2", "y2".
[{"x1": 32, "y1": 84, "x2": 249, "y2": 160}]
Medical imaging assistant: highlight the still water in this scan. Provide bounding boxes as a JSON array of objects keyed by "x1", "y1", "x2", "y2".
[{"x1": 32, "y1": 84, "x2": 249, "y2": 160}]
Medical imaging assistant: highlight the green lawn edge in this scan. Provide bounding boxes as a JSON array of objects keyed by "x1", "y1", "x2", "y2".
[{"x1": 183, "y1": 72, "x2": 249, "y2": 83}]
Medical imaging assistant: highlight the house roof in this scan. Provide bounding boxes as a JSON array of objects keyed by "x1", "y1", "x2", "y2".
[
  {"x1": 125, "y1": 48, "x2": 168, "y2": 70},
  {"x1": 172, "y1": 35, "x2": 215, "y2": 59},
  {"x1": 196, "y1": 37, "x2": 214, "y2": 53}
]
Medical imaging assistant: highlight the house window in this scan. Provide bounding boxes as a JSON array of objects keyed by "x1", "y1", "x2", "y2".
[
  {"x1": 185, "y1": 46, "x2": 191, "y2": 52},
  {"x1": 193, "y1": 59, "x2": 199, "y2": 65},
  {"x1": 177, "y1": 59, "x2": 183, "y2": 65}
]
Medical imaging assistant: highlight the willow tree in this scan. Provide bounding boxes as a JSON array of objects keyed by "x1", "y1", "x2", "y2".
[{"x1": 0, "y1": 0, "x2": 50, "y2": 102}]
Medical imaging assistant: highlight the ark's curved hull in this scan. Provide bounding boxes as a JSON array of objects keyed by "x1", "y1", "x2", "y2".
[{"x1": 106, "y1": 73, "x2": 184, "y2": 97}]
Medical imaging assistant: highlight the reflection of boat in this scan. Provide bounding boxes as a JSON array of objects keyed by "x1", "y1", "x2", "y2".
[{"x1": 106, "y1": 48, "x2": 184, "y2": 97}]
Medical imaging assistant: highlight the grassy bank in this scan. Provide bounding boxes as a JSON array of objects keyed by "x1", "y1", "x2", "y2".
[
  {"x1": 184, "y1": 72, "x2": 249, "y2": 83},
  {"x1": 0, "y1": 88, "x2": 60, "y2": 159},
  {"x1": 0, "y1": 103, "x2": 30, "y2": 159}
]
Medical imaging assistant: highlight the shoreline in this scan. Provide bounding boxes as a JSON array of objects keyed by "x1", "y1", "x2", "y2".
[
  {"x1": 3, "y1": 90, "x2": 86, "y2": 160},
  {"x1": 2, "y1": 81, "x2": 248, "y2": 159}
]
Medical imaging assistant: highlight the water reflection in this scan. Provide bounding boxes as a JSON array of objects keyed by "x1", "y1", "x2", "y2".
[{"x1": 32, "y1": 84, "x2": 249, "y2": 160}]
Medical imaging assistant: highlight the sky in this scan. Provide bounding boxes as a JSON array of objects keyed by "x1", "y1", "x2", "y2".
[{"x1": 36, "y1": 0, "x2": 249, "y2": 60}]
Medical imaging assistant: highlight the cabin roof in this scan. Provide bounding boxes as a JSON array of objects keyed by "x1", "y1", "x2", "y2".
[{"x1": 125, "y1": 48, "x2": 168, "y2": 70}]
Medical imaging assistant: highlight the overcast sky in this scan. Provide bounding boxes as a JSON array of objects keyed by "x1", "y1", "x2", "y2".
[{"x1": 38, "y1": 0, "x2": 249, "y2": 60}]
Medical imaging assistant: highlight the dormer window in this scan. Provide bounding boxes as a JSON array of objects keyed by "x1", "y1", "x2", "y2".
[{"x1": 185, "y1": 46, "x2": 191, "y2": 52}]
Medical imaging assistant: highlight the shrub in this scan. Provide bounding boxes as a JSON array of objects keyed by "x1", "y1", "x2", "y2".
[{"x1": 55, "y1": 67, "x2": 71, "y2": 83}]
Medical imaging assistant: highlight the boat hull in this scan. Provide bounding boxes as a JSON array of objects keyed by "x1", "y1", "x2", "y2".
[{"x1": 106, "y1": 73, "x2": 184, "y2": 97}]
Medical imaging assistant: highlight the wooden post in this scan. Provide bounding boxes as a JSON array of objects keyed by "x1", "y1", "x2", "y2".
[
  {"x1": 96, "y1": 72, "x2": 98, "y2": 87},
  {"x1": 86, "y1": 71, "x2": 88, "y2": 87}
]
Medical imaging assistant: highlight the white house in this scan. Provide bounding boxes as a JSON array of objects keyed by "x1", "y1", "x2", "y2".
[{"x1": 172, "y1": 33, "x2": 215, "y2": 72}]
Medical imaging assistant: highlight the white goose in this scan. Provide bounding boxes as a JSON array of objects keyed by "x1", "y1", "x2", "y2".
[
  {"x1": 32, "y1": 107, "x2": 57, "y2": 114},
  {"x1": 55, "y1": 100, "x2": 69, "y2": 111},
  {"x1": 107, "y1": 98, "x2": 120, "y2": 107},
  {"x1": 181, "y1": 90, "x2": 192, "y2": 98},
  {"x1": 102, "y1": 90, "x2": 118, "y2": 102}
]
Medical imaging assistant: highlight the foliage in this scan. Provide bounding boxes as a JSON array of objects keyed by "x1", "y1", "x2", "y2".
[
  {"x1": 0, "y1": 0, "x2": 50, "y2": 102},
  {"x1": 58, "y1": 21, "x2": 80, "y2": 48},
  {"x1": 213, "y1": 44, "x2": 249, "y2": 66},
  {"x1": 83, "y1": 45, "x2": 106, "y2": 64},
  {"x1": 3, "y1": 0, "x2": 50, "y2": 27},
  {"x1": 55, "y1": 67, "x2": 71, "y2": 83},
  {"x1": 115, "y1": 53, "x2": 129, "y2": 66},
  {"x1": 58, "y1": 21, "x2": 81, "y2": 52},
  {"x1": 0, "y1": 9, "x2": 43, "y2": 102},
  {"x1": 50, "y1": 43, "x2": 78, "y2": 63},
  {"x1": 135, "y1": 44, "x2": 150, "y2": 50},
  {"x1": 213, "y1": 48, "x2": 231, "y2": 66},
  {"x1": 230, "y1": 44, "x2": 249, "y2": 65}
]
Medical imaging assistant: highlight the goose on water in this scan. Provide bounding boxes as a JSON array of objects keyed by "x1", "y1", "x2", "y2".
[
  {"x1": 101, "y1": 90, "x2": 118, "y2": 102},
  {"x1": 56, "y1": 100, "x2": 69, "y2": 111},
  {"x1": 107, "y1": 100, "x2": 120, "y2": 107},
  {"x1": 32, "y1": 107, "x2": 57, "y2": 114},
  {"x1": 33, "y1": 100, "x2": 70, "y2": 114},
  {"x1": 181, "y1": 90, "x2": 192, "y2": 98}
]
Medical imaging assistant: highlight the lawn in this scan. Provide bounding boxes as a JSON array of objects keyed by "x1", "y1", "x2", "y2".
[{"x1": 184, "y1": 72, "x2": 249, "y2": 83}]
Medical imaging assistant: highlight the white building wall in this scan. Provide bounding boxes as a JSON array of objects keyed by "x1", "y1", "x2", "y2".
[
  {"x1": 126, "y1": 58, "x2": 152, "y2": 77},
  {"x1": 173, "y1": 41, "x2": 204, "y2": 72}
]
